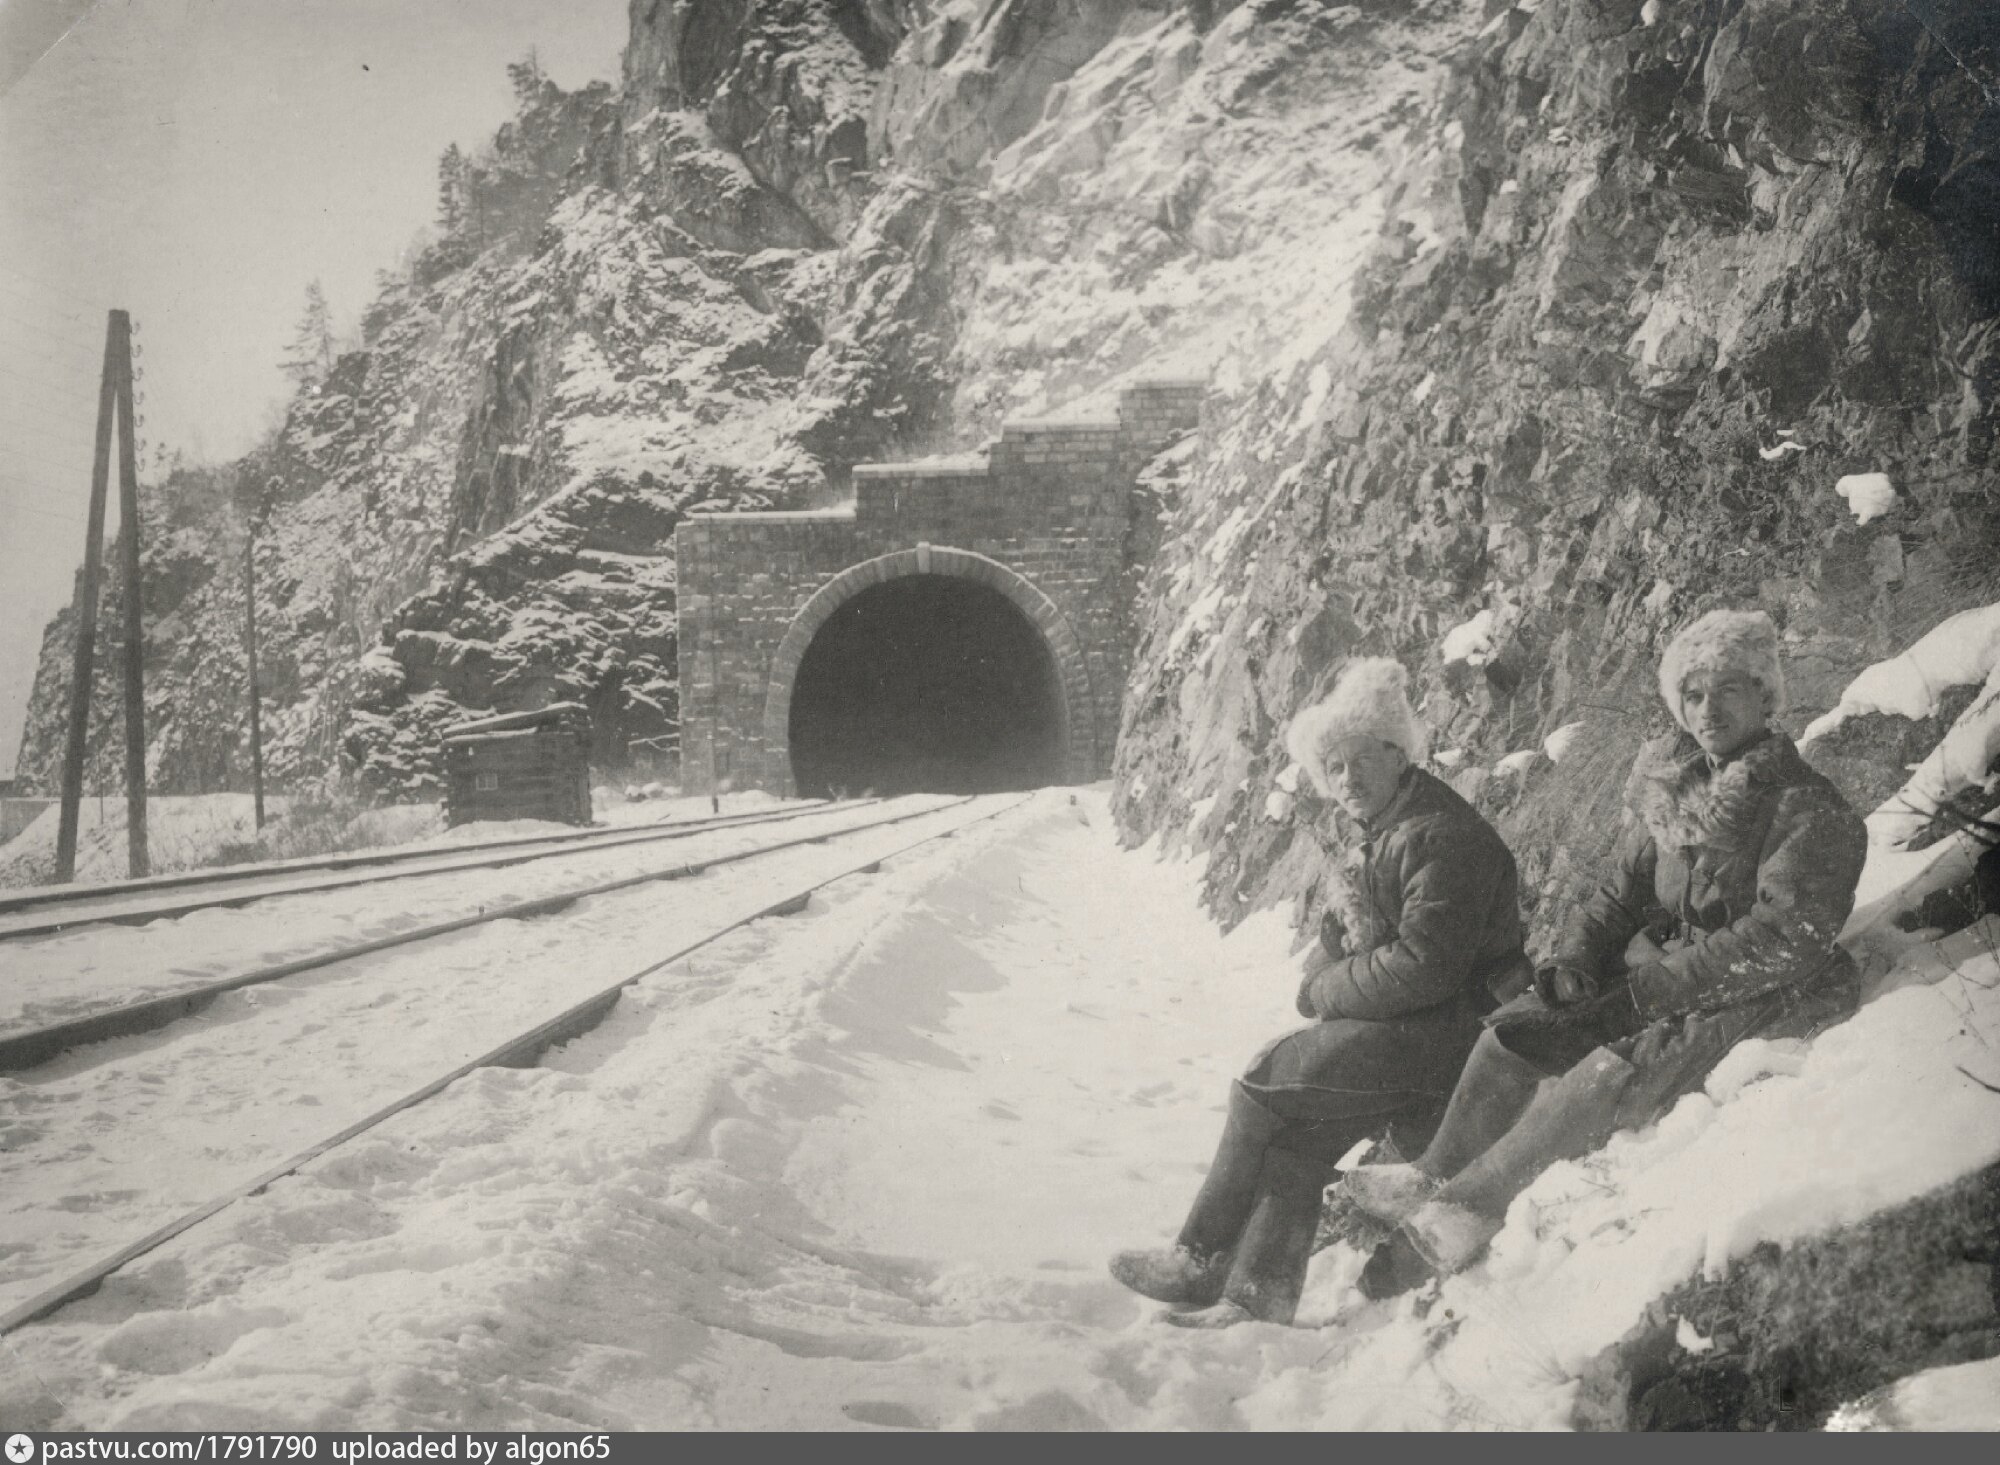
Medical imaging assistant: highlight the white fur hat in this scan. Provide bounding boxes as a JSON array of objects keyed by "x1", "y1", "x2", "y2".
[
  {"x1": 1657, "y1": 609, "x2": 1787, "y2": 730},
  {"x1": 1286, "y1": 657, "x2": 1425, "y2": 792}
]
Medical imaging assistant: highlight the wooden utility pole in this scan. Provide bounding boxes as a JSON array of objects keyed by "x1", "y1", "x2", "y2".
[
  {"x1": 52, "y1": 310, "x2": 145, "y2": 881},
  {"x1": 113, "y1": 311, "x2": 147, "y2": 878},
  {"x1": 244, "y1": 523, "x2": 265, "y2": 830},
  {"x1": 53, "y1": 313, "x2": 121, "y2": 883}
]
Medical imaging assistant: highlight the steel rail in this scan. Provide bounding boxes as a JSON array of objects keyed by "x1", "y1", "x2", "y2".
[
  {"x1": 0, "y1": 798, "x2": 954, "y2": 1075},
  {"x1": 0, "y1": 799, "x2": 851, "y2": 916},
  {"x1": 0, "y1": 792, "x2": 1030, "y2": 1337},
  {"x1": 0, "y1": 800, "x2": 872, "y2": 941}
]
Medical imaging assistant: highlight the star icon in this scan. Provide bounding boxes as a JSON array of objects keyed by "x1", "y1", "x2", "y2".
[{"x1": 5, "y1": 1434, "x2": 35, "y2": 1463}]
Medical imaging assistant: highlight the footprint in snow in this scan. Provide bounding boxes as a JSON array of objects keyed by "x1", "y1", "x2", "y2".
[
  {"x1": 841, "y1": 1401, "x2": 935, "y2": 1430},
  {"x1": 97, "y1": 1306, "x2": 290, "y2": 1376}
]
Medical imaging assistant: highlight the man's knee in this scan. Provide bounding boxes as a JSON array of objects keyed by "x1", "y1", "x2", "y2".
[
  {"x1": 1241, "y1": 1028, "x2": 1301, "y2": 1085},
  {"x1": 1466, "y1": 1025, "x2": 1526, "y2": 1080}
]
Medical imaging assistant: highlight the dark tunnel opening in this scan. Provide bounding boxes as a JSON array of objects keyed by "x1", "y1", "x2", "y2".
[{"x1": 787, "y1": 574, "x2": 1068, "y2": 798}]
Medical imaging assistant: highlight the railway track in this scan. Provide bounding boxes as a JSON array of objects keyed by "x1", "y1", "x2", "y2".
[
  {"x1": 0, "y1": 798, "x2": 870, "y2": 941},
  {"x1": 0, "y1": 797, "x2": 935, "y2": 1072},
  {"x1": 3, "y1": 788, "x2": 1032, "y2": 1336}
]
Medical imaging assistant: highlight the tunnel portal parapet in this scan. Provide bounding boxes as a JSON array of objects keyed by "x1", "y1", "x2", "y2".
[{"x1": 675, "y1": 378, "x2": 1205, "y2": 795}]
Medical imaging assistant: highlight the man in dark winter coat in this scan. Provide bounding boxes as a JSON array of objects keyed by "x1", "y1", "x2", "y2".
[
  {"x1": 1344, "y1": 609, "x2": 1869, "y2": 1272},
  {"x1": 1110, "y1": 658, "x2": 1532, "y2": 1328}
]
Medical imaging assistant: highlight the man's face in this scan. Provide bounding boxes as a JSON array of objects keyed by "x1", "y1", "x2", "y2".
[
  {"x1": 1680, "y1": 670, "x2": 1771, "y2": 759},
  {"x1": 1323, "y1": 735, "x2": 1407, "y2": 822}
]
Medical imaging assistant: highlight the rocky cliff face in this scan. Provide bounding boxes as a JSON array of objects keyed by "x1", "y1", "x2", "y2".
[{"x1": 1111, "y1": 0, "x2": 2000, "y2": 951}]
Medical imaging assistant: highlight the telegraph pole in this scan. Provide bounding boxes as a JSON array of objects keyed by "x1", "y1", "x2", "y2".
[
  {"x1": 113, "y1": 311, "x2": 148, "y2": 878},
  {"x1": 244, "y1": 522, "x2": 266, "y2": 829},
  {"x1": 53, "y1": 313, "x2": 121, "y2": 883}
]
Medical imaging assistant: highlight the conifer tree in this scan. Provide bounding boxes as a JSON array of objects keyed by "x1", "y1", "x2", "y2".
[
  {"x1": 506, "y1": 49, "x2": 543, "y2": 106},
  {"x1": 280, "y1": 281, "x2": 336, "y2": 389},
  {"x1": 437, "y1": 143, "x2": 467, "y2": 237}
]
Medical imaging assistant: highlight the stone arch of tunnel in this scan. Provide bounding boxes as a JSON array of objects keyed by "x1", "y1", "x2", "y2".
[{"x1": 763, "y1": 547, "x2": 1097, "y2": 797}]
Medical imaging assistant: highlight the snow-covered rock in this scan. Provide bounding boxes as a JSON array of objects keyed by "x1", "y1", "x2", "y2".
[
  {"x1": 1834, "y1": 471, "x2": 1898, "y2": 525},
  {"x1": 1541, "y1": 721, "x2": 1586, "y2": 764},
  {"x1": 1441, "y1": 608, "x2": 1496, "y2": 667},
  {"x1": 1804, "y1": 601, "x2": 2000, "y2": 742}
]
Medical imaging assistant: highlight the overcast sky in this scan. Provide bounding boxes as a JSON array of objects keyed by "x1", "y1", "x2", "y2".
[{"x1": 0, "y1": 0, "x2": 628, "y2": 778}]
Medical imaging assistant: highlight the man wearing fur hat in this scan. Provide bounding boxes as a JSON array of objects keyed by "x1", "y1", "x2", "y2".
[
  {"x1": 1343, "y1": 609, "x2": 1868, "y2": 1274},
  {"x1": 1110, "y1": 657, "x2": 1532, "y2": 1328}
]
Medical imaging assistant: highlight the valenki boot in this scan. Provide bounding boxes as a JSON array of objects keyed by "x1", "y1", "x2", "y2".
[
  {"x1": 1111, "y1": 1083, "x2": 1281, "y2": 1306},
  {"x1": 1403, "y1": 1199, "x2": 1505, "y2": 1275},
  {"x1": 1343, "y1": 1029, "x2": 1545, "y2": 1226},
  {"x1": 1436, "y1": 1046, "x2": 1636, "y2": 1221},
  {"x1": 1166, "y1": 1146, "x2": 1333, "y2": 1328},
  {"x1": 1398, "y1": 1047, "x2": 1639, "y2": 1276},
  {"x1": 1417, "y1": 1028, "x2": 1549, "y2": 1177}
]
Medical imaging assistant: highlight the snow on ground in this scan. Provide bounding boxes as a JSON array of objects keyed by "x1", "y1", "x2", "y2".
[
  {"x1": 1, "y1": 785, "x2": 1994, "y2": 1430},
  {"x1": 1827, "y1": 1355, "x2": 2000, "y2": 1431},
  {"x1": 0, "y1": 790, "x2": 1302, "y2": 1428},
  {"x1": 0, "y1": 799, "x2": 985, "y2": 1345},
  {"x1": 0, "y1": 800, "x2": 950, "y2": 1040},
  {"x1": 0, "y1": 784, "x2": 790, "y2": 896},
  {"x1": 0, "y1": 796, "x2": 302, "y2": 890}
]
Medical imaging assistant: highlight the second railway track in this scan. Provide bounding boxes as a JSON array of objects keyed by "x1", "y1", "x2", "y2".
[
  {"x1": 0, "y1": 793, "x2": 1031, "y2": 1335},
  {"x1": 0, "y1": 796, "x2": 957, "y2": 1073},
  {"x1": 0, "y1": 798, "x2": 873, "y2": 941}
]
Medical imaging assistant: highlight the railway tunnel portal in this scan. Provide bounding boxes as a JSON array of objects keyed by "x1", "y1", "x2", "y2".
[{"x1": 674, "y1": 380, "x2": 1203, "y2": 797}]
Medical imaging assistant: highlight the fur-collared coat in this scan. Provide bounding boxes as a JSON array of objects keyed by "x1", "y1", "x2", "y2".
[{"x1": 1551, "y1": 729, "x2": 1867, "y2": 1023}]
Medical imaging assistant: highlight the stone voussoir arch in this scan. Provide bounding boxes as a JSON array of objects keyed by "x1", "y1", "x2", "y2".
[{"x1": 762, "y1": 544, "x2": 1096, "y2": 790}]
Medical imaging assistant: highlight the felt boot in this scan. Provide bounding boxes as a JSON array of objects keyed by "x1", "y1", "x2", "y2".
[
  {"x1": 1403, "y1": 1200, "x2": 1505, "y2": 1275},
  {"x1": 1109, "y1": 1245, "x2": 1230, "y2": 1307},
  {"x1": 1416, "y1": 1027, "x2": 1548, "y2": 1178},
  {"x1": 1437, "y1": 1046, "x2": 1637, "y2": 1220},
  {"x1": 1161, "y1": 1299, "x2": 1256, "y2": 1330},
  {"x1": 1204, "y1": 1146, "x2": 1336, "y2": 1326},
  {"x1": 1112, "y1": 1082, "x2": 1280, "y2": 1306}
]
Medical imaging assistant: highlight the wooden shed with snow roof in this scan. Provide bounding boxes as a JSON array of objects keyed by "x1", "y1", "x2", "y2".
[{"x1": 441, "y1": 703, "x2": 593, "y2": 828}]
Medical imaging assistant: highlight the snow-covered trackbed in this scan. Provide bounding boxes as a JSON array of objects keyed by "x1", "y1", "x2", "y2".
[
  {"x1": 0, "y1": 795, "x2": 1019, "y2": 1342},
  {"x1": 0, "y1": 799, "x2": 869, "y2": 942},
  {"x1": 0, "y1": 800, "x2": 957, "y2": 1062}
]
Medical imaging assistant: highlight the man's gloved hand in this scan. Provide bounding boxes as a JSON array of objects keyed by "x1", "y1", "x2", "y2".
[
  {"x1": 1296, "y1": 940, "x2": 1341, "y2": 1020},
  {"x1": 1533, "y1": 963, "x2": 1600, "y2": 1006}
]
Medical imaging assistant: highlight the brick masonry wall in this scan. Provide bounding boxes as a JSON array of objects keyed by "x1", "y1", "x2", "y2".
[{"x1": 676, "y1": 379, "x2": 1205, "y2": 794}]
